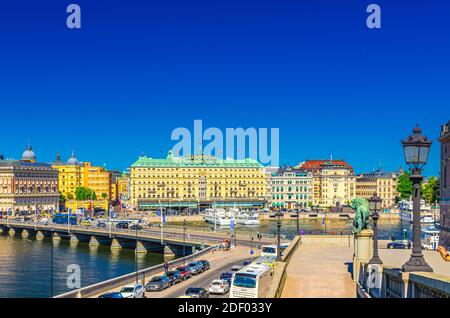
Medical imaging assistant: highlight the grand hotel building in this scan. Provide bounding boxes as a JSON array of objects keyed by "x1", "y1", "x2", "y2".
[
  {"x1": 129, "y1": 151, "x2": 267, "y2": 210},
  {"x1": 0, "y1": 146, "x2": 59, "y2": 215}
]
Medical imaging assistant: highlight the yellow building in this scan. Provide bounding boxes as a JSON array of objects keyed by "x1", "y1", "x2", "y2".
[
  {"x1": 298, "y1": 159, "x2": 356, "y2": 209},
  {"x1": 52, "y1": 152, "x2": 112, "y2": 201},
  {"x1": 117, "y1": 171, "x2": 130, "y2": 201},
  {"x1": 356, "y1": 170, "x2": 401, "y2": 208},
  {"x1": 130, "y1": 151, "x2": 267, "y2": 210}
]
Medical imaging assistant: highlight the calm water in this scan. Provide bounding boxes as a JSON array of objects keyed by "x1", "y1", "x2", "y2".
[
  {"x1": 0, "y1": 233, "x2": 164, "y2": 298},
  {"x1": 0, "y1": 219, "x2": 416, "y2": 298}
]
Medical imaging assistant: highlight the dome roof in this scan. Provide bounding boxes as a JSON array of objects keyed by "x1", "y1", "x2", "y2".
[
  {"x1": 67, "y1": 151, "x2": 79, "y2": 165},
  {"x1": 22, "y1": 145, "x2": 36, "y2": 162},
  {"x1": 53, "y1": 153, "x2": 64, "y2": 166}
]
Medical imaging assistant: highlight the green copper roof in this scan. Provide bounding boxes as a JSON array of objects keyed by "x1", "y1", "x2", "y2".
[{"x1": 131, "y1": 151, "x2": 263, "y2": 168}]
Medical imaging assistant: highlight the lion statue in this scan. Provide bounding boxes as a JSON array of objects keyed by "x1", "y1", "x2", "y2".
[{"x1": 351, "y1": 197, "x2": 371, "y2": 234}]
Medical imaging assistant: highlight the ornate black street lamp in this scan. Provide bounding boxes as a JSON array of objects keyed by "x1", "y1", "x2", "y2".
[
  {"x1": 368, "y1": 193, "x2": 383, "y2": 265},
  {"x1": 275, "y1": 211, "x2": 283, "y2": 261},
  {"x1": 401, "y1": 125, "x2": 433, "y2": 273}
]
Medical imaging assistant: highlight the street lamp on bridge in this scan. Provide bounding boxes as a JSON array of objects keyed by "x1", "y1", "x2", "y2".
[
  {"x1": 275, "y1": 211, "x2": 283, "y2": 261},
  {"x1": 401, "y1": 125, "x2": 433, "y2": 273},
  {"x1": 368, "y1": 192, "x2": 383, "y2": 265}
]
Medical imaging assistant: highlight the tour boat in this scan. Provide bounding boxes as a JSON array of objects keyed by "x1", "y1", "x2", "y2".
[
  {"x1": 204, "y1": 208, "x2": 232, "y2": 226},
  {"x1": 399, "y1": 200, "x2": 435, "y2": 224},
  {"x1": 234, "y1": 209, "x2": 260, "y2": 226},
  {"x1": 422, "y1": 226, "x2": 440, "y2": 250}
]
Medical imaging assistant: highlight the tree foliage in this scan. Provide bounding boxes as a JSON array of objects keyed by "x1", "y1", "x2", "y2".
[
  {"x1": 421, "y1": 176, "x2": 440, "y2": 204},
  {"x1": 397, "y1": 172, "x2": 413, "y2": 200},
  {"x1": 75, "y1": 187, "x2": 96, "y2": 201}
]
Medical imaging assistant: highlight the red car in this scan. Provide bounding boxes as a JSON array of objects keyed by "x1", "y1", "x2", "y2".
[{"x1": 176, "y1": 266, "x2": 192, "y2": 281}]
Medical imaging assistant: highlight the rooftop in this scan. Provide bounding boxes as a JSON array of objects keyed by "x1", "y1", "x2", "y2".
[
  {"x1": 131, "y1": 151, "x2": 263, "y2": 168},
  {"x1": 299, "y1": 159, "x2": 353, "y2": 171}
]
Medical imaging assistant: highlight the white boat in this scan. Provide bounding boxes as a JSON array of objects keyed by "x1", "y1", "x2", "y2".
[
  {"x1": 422, "y1": 226, "x2": 440, "y2": 250},
  {"x1": 234, "y1": 209, "x2": 260, "y2": 226},
  {"x1": 399, "y1": 200, "x2": 435, "y2": 224},
  {"x1": 204, "y1": 208, "x2": 232, "y2": 226},
  {"x1": 400, "y1": 210, "x2": 435, "y2": 224}
]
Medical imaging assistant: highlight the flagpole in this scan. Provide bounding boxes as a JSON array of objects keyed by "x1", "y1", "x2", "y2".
[{"x1": 35, "y1": 204, "x2": 37, "y2": 230}]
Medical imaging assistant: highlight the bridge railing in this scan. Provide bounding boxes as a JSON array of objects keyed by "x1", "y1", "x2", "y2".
[
  {"x1": 356, "y1": 264, "x2": 450, "y2": 298},
  {"x1": 55, "y1": 244, "x2": 219, "y2": 298}
]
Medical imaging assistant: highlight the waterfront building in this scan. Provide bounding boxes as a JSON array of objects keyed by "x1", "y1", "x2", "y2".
[
  {"x1": 440, "y1": 120, "x2": 450, "y2": 248},
  {"x1": 267, "y1": 167, "x2": 313, "y2": 210},
  {"x1": 129, "y1": 150, "x2": 267, "y2": 210},
  {"x1": 117, "y1": 170, "x2": 130, "y2": 201},
  {"x1": 355, "y1": 169, "x2": 401, "y2": 208},
  {"x1": 52, "y1": 152, "x2": 112, "y2": 201},
  {"x1": 298, "y1": 159, "x2": 356, "y2": 209},
  {"x1": 0, "y1": 145, "x2": 59, "y2": 214}
]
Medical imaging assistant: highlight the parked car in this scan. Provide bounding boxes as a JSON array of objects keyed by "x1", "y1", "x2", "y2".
[
  {"x1": 230, "y1": 265, "x2": 243, "y2": 274},
  {"x1": 98, "y1": 292, "x2": 123, "y2": 298},
  {"x1": 80, "y1": 220, "x2": 92, "y2": 226},
  {"x1": 130, "y1": 224, "x2": 143, "y2": 231},
  {"x1": 97, "y1": 222, "x2": 107, "y2": 228},
  {"x1": 187, "y1": 261, "x2": 204, "y2": 275},
  {"x1": 184, "y1": 287, "x2": 209, "y2": 298},
  {"x1": 219, "y1": 272, "x2": 233, "y2": 286},
  {"x1": 166, "y1": 270, "x2": 182, "y2": 285},
  {"x1": 387, "y1": 240, "x2": 411, "y2": 249},
  {"x1": 116, "y1": 222, "x2": 129, "y2": 229},
  {"x1": 208, "y1": 279, "x2": 230, "y2": 295},
  {"x1": 119, "y1": 284, "x2": 145, "y2": 298},
  {"x1": 242, "y1": 260, "x2": 252, "y2": 267},
  {"x1": 199, "y1": 260, "x2": 210, "y2": 271},
  {"x1": 145, "y1": 275, "x2": 171, "y2": 292},
  {"x1": 176, "y1": 266, "x2": 192, "y2": 280}
]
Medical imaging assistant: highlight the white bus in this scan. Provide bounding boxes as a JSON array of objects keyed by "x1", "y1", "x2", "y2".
[
  {"x1": 229, "y1": 264, "x2": 272, "y2": 298},
  {"x1": 261, "y1": 243, "x2": 289, "y2": 258}
]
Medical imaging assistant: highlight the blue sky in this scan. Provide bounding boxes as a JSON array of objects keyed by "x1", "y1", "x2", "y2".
[{"x1": 0, "y1": 0, "x2": 448, "y2": 175}]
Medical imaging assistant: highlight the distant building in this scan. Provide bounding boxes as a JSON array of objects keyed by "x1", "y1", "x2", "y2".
[
  {"x1": 0, "y1": 145, "x2": 59, "y2": 215},
  {"x1": 355, "y1": 169, "x2": 401, "y2": 208},
  {"x1": 440, "y1": 120, "x2": 450, "y2": 248},
  {"x1": 267, "y1": 167, "x2": 313, "y2": 210},
  {"x1": 116, "y1": 170, "x2": 130, "y2": 201},
  {"x1": 129, "y1": 150, "x2": 267, "y2": 210},
  {"x1": 52, "y1": 152, "x2": 112, "y2": 201},
  {"x1": 298, "y1": 159, "x2": 356, "y2": 209}
]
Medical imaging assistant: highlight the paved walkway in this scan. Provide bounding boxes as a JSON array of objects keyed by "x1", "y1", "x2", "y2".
[{"x1": 281, "y1": 245, "x2": 356, "y2": 298}]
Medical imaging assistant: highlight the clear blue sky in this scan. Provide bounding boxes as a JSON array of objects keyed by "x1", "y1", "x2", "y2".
[{"x1": 0, "y1": 0, "x2": 448, "y2": 175}]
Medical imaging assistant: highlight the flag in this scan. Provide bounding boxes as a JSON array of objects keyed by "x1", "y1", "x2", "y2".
[{"x1": 321, "y1": 216, "x2": 326, "y2": 226}]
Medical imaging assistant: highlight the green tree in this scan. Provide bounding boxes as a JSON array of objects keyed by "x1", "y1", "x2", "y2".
[
  {"x1": 101, "y1": 193, "x2": 107, "y2": 199},
  {"x1": 421, "y1": 176, "x2": 440, "y2": 204},
  {"x1": 92, "y1": 191, "x2": 98, "y2": 200},
  {"x1": 67, "y1": 193, "x2": 74, "y2": 200},
  {"x1": 397, "y1": 172, "x2": 413, "y2": 200},
  {"x1": 59, "y1": 194, "x2": 66, "y2": 203},
  {"x1": 75, "y1": 187, "x2": 87, "y2": 200}
]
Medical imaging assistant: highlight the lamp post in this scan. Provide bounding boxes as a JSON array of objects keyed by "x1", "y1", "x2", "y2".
[
  {"x1": 183, "y1": 219, "x2": 187, "y2": 266},
  {"x1": 275, "y1": 211, "x2": 283, "y2": 261},
  {"x1": 401, "y1": 125, "x2": 433, "y2": 273},
  {"x1": 368, "y1": 193, "x2": 383, "y2": 265}
]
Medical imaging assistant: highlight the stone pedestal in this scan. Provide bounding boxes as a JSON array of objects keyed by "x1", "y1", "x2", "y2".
[
  {"x1": 353, "y1": 229, "x2": 373, "y2": 282},
  {"x1": 21, "y1": 230, "x2": 30, "y2": 239},
  {"x1": 89, "y1": 236, "x2": 100, "y2": 247}
]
